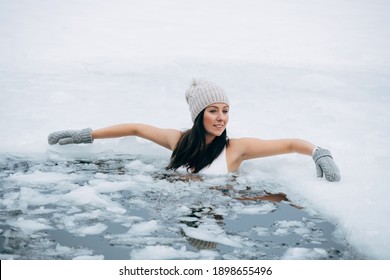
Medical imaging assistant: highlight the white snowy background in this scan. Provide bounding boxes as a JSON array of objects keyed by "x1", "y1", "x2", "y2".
[{"x1": 0, "y1": 0, "x2": 389, "y2": 259}]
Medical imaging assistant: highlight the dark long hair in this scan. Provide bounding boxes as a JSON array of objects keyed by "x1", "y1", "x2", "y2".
[{"x1": 167, "y1": 109, "x2": 229, "y2": 173}]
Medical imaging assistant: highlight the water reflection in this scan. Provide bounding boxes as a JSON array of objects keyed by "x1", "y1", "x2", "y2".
[{"x1": 180, "y1": 190, "x2": 299, "y2": 251}]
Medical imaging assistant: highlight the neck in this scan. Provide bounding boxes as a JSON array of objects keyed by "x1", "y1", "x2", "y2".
[{"x1": 205, "y1": 134, "x2": 216, "y2": 145}]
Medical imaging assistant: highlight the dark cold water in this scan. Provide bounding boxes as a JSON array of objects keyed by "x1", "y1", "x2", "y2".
[{"x1": 0, "y1": 153, "x2": 363, "y2": 259}]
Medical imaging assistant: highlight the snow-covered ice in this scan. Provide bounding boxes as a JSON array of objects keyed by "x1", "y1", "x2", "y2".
[{"x1": 1, "y1": 0, "x2": 389, "y2": 259}]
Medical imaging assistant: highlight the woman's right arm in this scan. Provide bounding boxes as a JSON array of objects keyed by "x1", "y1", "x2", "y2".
[
  {"x1": 48, "y1": 123, "x2": 182, "y2": 151},
  {"x1": 92, "y1": 123, "x2": 181, "y2": 150}
]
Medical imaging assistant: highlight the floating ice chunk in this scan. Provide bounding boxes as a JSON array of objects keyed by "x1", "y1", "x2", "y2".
[
  {"x1": 53, "y1": 244, "x2": 97, "y2": 259},
  {"x1": 62, "y1": 186, "x2": 126, "y2": 213},
  {"x1": 294, "y1": 227, "x2": 311, "y2": 236},
  {"x1": 89, "y1": 180, "x2": 133, "y2": 193},
  {"x1": 1, "y1": 192, "x2": 24, "y2": 209},
  {"x1": 179, "y1": 217, "x2": 199, "y2": 223},
  {"x1": 29, "y1": 206, "x2": 57, "y2": 215},
  {"x1": 281, "y1": 247, "x2": 328, "y2": 260},
  {"x1": 126, "y1": 160, "x2": 157, "y2": 172},
  {"x1": 94, "y1": 173, "x2": 108, "y2": 179},
  {"x1": 127, "y1": 220, "x2": 160, "y2": 236},
  {"x1": 131, "y1": 174, "x2": 155, "y2": 183},
  {"x1": 232, "y1": 202, "x2": 278, "y2": 215},
  {"x1": 8, "y1": 217, "x2": 53, "y2": 234},
  {"x1": 7, "y1": 171, "x2": 79, "y2": 184},
  {"x1": 61, "y1": 210, "x2": 104, "y2": 229},
  {"x1": 275, "y1": 220, "x2": 305, "y2": 227},
  {"x1": 273, "y1": 228, "x2": 289, "y2": 236},
  {"x1": 272, "y1": 220, "x2": 318, "y2": 238},
  {"x1": 182, "y1": 223, "x2": 242, "y2": 248},
  {"x1": 107, "y1": 236, "x2": 184, "y2": 246},
  {"x1": 19, "y1": 187, "x2": 60, "y2": 207},
  {"x1": 205, "y1": 176, "x2": 231, "y2": 185},
  {"x1": 54, "y1": 244, "x2": 77, "y2": 255},
  {"x1": 73, "y1": 223, "x2": 108, "y2": 236},
  {"x1": 130, "y1": 245, "x2": 218, "y2": 259},
  {"x1": 273, "y1": 221, "x2": 303, "y2": 236},
  {"x1": 66, "y1": 206, "x2": 83, "y2": 215},
  {"x1": 252, "y1": 226, "x2": 270, "y2": 237},
  {"x1": 176, "y1": 206, "x2": 192, "y2": 216}
]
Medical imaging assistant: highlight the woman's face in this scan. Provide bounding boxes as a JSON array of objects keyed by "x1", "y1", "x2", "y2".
[{"x1": 203, "y1": 103, "x2": 229, "y2": 143}]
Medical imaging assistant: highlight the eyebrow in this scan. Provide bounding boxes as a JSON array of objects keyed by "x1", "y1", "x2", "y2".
[{"x1": 208, "y1": 105, "x2": 229, "y2": 109}]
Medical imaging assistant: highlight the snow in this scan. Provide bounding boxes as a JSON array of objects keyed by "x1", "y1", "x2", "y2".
[{"x1": 1, "y1": 0, "x2": 390, "y2": 259}]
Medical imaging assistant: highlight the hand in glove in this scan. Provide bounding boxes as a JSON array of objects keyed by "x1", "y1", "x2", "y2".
[
  {"x1": 48, "y1": 128, "x2": 93, "y2": 145},
  {"x1": 312, "y1": 147, "x2": 341, "y2": 182}
]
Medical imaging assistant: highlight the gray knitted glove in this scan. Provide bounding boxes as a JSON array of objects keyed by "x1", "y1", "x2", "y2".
[
  {"x1": 312, "y1": 147, "x2": 341, "y2": 182},
  {"x1": 48, "y1": 128, "x2": 93, "y2": 145}
]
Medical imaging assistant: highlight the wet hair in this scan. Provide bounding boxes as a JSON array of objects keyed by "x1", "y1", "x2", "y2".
[{"x1": 167, "y1": 109, "x2": 229, "y2": 173}]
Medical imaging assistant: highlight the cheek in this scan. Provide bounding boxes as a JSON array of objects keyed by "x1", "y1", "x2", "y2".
[{"x1": 203, "y1": 113, "x2": 213, "y2": 125}]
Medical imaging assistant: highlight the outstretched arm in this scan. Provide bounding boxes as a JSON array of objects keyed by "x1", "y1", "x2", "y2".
[
  {"x1": 92, "y1": 123, "x2": 181, "y2": 150},
  {"x1": 48, "y1": 123, "x2": 182, "y2": 151},
  {"x1": 231, "y1": 137, "x2": 340, "y2": 182},
  {"x1": 234, "y1": 138, "x2": 316, "y2": 160}
]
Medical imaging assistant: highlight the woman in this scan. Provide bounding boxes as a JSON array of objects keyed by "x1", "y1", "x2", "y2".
[{"x1": 48, "y1": 79, "x2": 340, "y2": 182}]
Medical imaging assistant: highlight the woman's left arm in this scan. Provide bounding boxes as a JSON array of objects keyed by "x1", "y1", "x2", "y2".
[
  {"x1": 236, "y1": 138, "x2": 316, "y2": 160},
  {"x1": 233, "y1": 138, "x2": 340, "y2": 182}
]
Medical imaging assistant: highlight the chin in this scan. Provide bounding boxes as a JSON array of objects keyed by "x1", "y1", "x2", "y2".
[
  {"x1": 205, "y1": 127, "x2": 226, "y2": 138},
  {"x1": 213, "y1": 129, "x2": 225, "y2": 137}
]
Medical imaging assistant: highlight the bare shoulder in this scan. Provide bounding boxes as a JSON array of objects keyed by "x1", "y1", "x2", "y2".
[
  {"x1": 158, "y1": 128, "x2": 182, "y2": 150},
  {"x1": 226, "y1": 137, "x2": 249, "y2": 159},
  {"x1": 137, "y1": 125, "x2": 182, "y2": 150},
  {"x1": 228, "y1": 137, "x2": 260, "y2": 153},
  {"x1": 165, "y1": 128, "x2": 183, "y2": 148},
  {"x1": 227, "y1": 137, "x2": 285, "y2": 171},
  {"x1": 226, "y1": 138, "x2": 255, "y2": 170},
  {"x1": 228, "y1": 138, "x2": 245, "y2": 148}
]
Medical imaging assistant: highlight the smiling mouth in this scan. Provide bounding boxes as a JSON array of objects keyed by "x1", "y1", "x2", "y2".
[{"x1": 214, "y1": 124, "x2": 224, "y2": 128}]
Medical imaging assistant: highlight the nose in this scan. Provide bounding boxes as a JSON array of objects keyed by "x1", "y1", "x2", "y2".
[{"x1": 216, "y1": 111, "x2": 224, "y2": 121}]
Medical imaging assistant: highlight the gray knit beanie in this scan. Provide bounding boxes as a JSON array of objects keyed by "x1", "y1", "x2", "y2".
[{"x1": 185, "y1": 79, "x2": 230, "y2": 122}]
